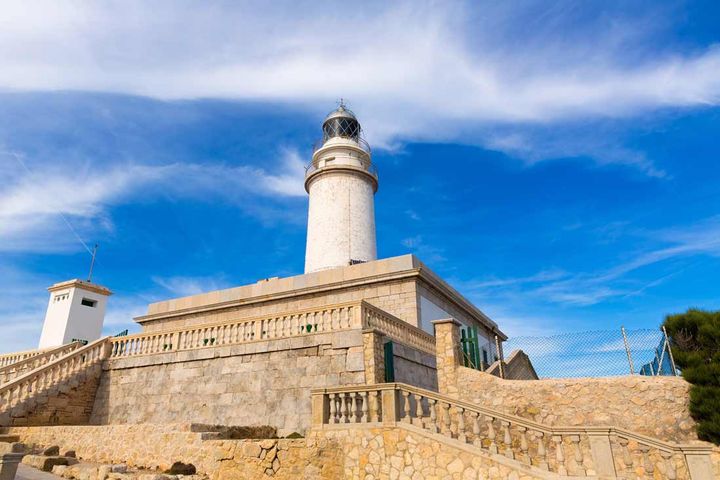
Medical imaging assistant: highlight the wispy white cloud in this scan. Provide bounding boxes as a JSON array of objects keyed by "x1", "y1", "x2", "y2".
[
  {"x1": 462, "y1": 216, "x2": 720, "y2": 308},
  {"x1": 0, "y1": 1, "x2": 718, "y2": 173},
  {"x1": 401, "y1": 235, "x2": 446, "y2": 263},
  {"x1": 151, "y1": 275, "x2": 231, "y2": 298},
  {"x1": 0, "y1": 149, "x2": 306, "y2": 253}
]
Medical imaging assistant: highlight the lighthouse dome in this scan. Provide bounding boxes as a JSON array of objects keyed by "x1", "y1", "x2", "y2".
[{"x1": 322, "y1": 103, "x2": 361, "y2": 142}]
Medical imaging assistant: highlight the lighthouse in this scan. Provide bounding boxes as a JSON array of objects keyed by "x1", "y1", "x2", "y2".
[{"x1": 304, "y1": 103, "x2": 378, "y2": 273}]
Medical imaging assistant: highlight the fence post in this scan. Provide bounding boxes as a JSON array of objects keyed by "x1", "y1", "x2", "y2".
[
  {"x1": 494, "y1": 335, "x2": 505, "y2": 379},
  {"x1": 662, "y1": 326, "x2": 678, "y2": 376},
  {"x1": 621, "y1": 326, "x2": 635, "y2": 375}
]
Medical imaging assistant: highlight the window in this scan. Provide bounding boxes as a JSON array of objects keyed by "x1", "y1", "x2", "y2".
[{"x1": 81, "y1": 298, "x2": 97, "y2": 308}]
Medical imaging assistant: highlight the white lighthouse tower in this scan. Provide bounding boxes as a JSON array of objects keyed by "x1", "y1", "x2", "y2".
[{"x1": 304, "y1": 104, "x2": 378, "y2": 273}]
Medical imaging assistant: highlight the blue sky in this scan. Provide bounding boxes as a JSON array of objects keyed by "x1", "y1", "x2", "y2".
[{"x1": 1, "y1": 0, "x2": 720, "y2": 353}]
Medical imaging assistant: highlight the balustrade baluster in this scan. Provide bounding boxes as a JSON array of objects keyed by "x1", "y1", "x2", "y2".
[
  {"x1": 414, "y1": 393, "x2": 424, "y2": 427},
  {"x1": 518, "y1": 427, "x2": 529, "y2": 465},
  {"x1": 329, "y1": 393, "x2": 338, "y2": 423},
  {"x1": 361, "y1": 391, "x2": 369, "y2": 423},
  {"x1": 428, "y1": 399, "x2": 438, "y2": 433},
  {"x1": 618, "y1": 438, "x2": 633, "y2": 471},
  {"x1": 457, "y1": 407, "x2": 467, "y2": 443},
  {"x1": 639, "y1": 445, "x2": 654, "y2": 475},
  {"x1": 370, "y1": 391, "x2": 379, "y2": 422},
  {"x1": 341, "y1": 393, "x2": 349, "y2": 423},
  {"x1": 441, "y1": 402, "x2": 451, "y2": 437},
  {"x1": 402, "y1": 391, "x2": 411, "y2": 423},
  {"x1": 553, "y1": 436, "x2": 567, "y2": 476},
  {"x1": 660, "y1": 451, "x2": 676, "y2": 480},
  {"x1": 571, "y1": 435, "x2": 585, "y2": 475},
  {"x1": 486, "y1": 416, "x2": 498, "y2": 454},
  {"x1": 471, "y1": 412, "x2": 481, "y2": 447},
  {"x1": 501, "y1": 421, "x2": 514, "y2": 459},
  {"x1": 349, "y1": 392, "x2": 357, "y2": 423}
]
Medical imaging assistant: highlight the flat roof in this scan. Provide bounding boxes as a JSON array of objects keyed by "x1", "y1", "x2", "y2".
[{"x1": 137, "y1": 254, "x2": 504, "y2": 338}]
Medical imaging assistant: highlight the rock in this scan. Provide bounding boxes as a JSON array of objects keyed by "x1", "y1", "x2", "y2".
[
  {"x1": 166, "y1": 462, "x2": 196, "y2": 475},
  {"x1": 22, "y1": 455, "x2": 69, "y2": 472},
  {"x1": 52, "y1": 466, "x2": 68, "y2": 476},
  {"x1": 139, "y1": 475, "x2": 175, "y2": 480},
  {"x1": 98, "y1": 464, "x2": 112, "y2": 480},
  {"x1": 111, "y1": 464, "x2": 128, "y2": 473},
  {"x1": 0, "y1": 442, "x2": 25, "y2": 454},
  {"x1": 43, "y1": 445, "x2": 60, "y2": 456},
  {"x1": 258, "y1": 440, "x2": 275, "y2": 450},
  {"x1": 63, "y1": 450, "x2": 77, "y2": 458},
  {"x1": 242, "y1": 443, "x2": 262, "y2": 458}
]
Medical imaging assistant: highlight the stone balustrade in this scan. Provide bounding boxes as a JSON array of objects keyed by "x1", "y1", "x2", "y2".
[
  {"x1": 311, "y1": 383, "x2": 716, "y2": 480},
  {"x1": 109, "y1": 302, "x2": 362, "y2": 358},
  {"x1": 0, "y1": 348, "x2": 45, "y2": 369},
  {"x1": 109, "y1": 300, "x2": 433, "y2": 359},
  {"x1": 0, "y1": 337, "x2": 109, "y2": 421},
  {"x1": 0, "y1": 342, "x2": 83, "y2": 385},
  {"x1": 360, "y1": 301, "x2": 436, "y2": 355}
]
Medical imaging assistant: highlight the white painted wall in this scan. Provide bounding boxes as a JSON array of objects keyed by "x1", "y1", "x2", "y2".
[
  {"x1": 304, "y1": 138, "x2": 377, "y2": 273},
  {"x1": 418, "y1": 294, "x2": 497, "y2": 361},
  {"x1": 38, "y1": 282, "x2": 110, "y2": 348}
]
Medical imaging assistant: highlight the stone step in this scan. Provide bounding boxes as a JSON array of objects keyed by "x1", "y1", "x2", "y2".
[{"x1": 0, "y1": 434, "x2": 19, "y2": 443}]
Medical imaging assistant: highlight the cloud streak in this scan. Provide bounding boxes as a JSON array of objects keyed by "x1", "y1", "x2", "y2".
[
  {"x1": 0, "y1": 1, "x2": 718, "y2": 172},
  {"x1": 0, "y1": 149, "x2": 306, "y2": 253},
  {"x1": 462, "y1": 216, "x2": 720, "y2": 307}
]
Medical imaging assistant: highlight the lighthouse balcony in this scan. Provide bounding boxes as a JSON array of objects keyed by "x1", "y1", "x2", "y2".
[
  {"x1": 312, "y1": 136, "x2": 371, "y2": 155},
  {"x1": 304, "y1": 159, "x2": 378, "y2": 180}
]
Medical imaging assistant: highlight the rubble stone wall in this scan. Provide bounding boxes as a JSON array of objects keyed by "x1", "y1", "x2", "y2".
[
  {"x1": 457, "y1": 367, "x2": 697, "y2": 442},
  {"x1": 6, "y1": 424, "x2": 548, "y2": 480}
]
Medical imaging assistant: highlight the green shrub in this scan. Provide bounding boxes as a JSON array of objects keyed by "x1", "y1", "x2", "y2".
[{"x1": 663, "y1": 308, "x2": 720, "y2": 445}]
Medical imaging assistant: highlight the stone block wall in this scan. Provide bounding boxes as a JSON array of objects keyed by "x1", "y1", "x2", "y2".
[
  {"x1": 141, "y1": 278, "x2": 420, "y2": 334},
  {"x1": 391, "y1": 341, "x2": 437, "y2": 391},
  {"x1": 5, "y1": 366, "x2": 101, "y2": 427},
  {"x1": 90, "y1": 331, "x2": 366, "y2": 435}
]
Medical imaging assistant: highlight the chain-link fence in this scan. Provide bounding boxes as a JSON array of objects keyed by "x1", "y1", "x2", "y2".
[{"x1": 501, "y1": 327, "x2": 677, "y2": 379}]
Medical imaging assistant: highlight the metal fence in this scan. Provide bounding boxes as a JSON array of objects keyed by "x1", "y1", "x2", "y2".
[{"x1": 501, "y1": 326, "x2": 677, "y2": 379}]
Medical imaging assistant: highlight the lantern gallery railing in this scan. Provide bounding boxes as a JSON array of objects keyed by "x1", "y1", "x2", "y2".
[
  {"x1": 0, "y1": 341, "x2": 83, "y2": 385},
  {"x1": 311, "y1": 383, "x2": 715, "y2": 480}
]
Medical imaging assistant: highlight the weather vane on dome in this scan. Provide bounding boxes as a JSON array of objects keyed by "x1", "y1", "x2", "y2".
[{"x1": 337, "y1": 98, "x2": 347, "y2": 109}]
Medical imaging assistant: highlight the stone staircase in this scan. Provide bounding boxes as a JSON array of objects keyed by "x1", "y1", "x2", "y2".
[
  {"x1": 0, "y1": 342, "x2": 83, "y2": 386},
  {"x1": 0, "y1": 338, "x2": 110, "y2": 427},
  {"x1": 311, "y1": 383, "x2": 717, "y2": 479}
]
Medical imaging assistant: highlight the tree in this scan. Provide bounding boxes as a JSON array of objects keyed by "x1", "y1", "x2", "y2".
[{"x1": 663, "y1": 309, "x2": 720, "y2": 445}]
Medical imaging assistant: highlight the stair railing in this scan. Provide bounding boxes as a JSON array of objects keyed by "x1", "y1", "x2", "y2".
[
  {"x1": 311, "y1": 383, "x2": 715, "y2": 480},
  {"x1": 0, "y1": 342, "x2": 83, "y2": 385},
  {"x1": 0, "y1": 348, "x2": 46, "y2": 368},
  {"x1": 0, "y1": 337, "x2": 110, "y2": 416}
]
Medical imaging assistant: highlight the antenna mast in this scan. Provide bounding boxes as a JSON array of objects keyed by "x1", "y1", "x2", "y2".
[{"x1": 87, "y1": 244, "x2": 98, "y2": 283}]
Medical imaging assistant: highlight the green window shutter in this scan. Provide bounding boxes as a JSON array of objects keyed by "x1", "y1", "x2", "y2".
[{"x1": 384, "y1": 341, "x2": 395, "y2": 382}]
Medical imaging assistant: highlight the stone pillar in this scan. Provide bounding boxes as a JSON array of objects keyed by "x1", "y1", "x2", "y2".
[
  {"x1": 587, "y1": 432, "x2": 616, "y2": 477},
  {"x1": 0, "y1": 453, "x2": 24, "y2": 480},
  {"x1": 432, "y1": 318, "x2": 461, "y2": 396},
  {"x1": 362, "y1": 329, "x2": 385, "y2": 384}
]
